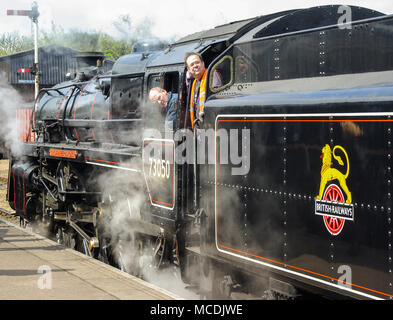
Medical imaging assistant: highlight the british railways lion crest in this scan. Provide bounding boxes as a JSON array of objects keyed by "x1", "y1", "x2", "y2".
[{"x1": 315, "y1": 144, "x2": 354, "y2": 236}]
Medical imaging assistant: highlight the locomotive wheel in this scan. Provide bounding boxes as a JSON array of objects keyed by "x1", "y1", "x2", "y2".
[
  {"x1": 153, "y1": 235, "x2": 166, "y2": 269},
  {"x1": 135, "y1": 239, "x2": 149, "y2": 278},
  {"x1": 116, "y1": 242, "x2": 128, "y2": 273},
  {"x1": 322, "y1": 184, "x2": 345, "y2": 235},
  {"x1": 75, "y1": 234, "x2": 93, "y2": 257},
  {"x1": 62, "y1": 228, "x2": 76, "y2": 249},
  {"x1": 199, "y1": 257, "x2": 230, "y2": 299},
  {"x1": 55, "y1": 226, "x2": 65, "y2": 245},
  {"x1": 97, "y1": 235, "x2": 111, "y2": 264},
  {"x1": 114, "y1": 236, "x2": 148, "y2": 278}
]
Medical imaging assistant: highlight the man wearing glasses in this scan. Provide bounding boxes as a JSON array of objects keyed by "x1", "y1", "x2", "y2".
[
  {"x1": 185, "y1": 52, "x2": 222, "y2": 129},
  {"x1": 148, "y1": 87, "x2": 178, "y2": 131}
]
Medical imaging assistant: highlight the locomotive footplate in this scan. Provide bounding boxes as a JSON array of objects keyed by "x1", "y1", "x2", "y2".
[{"x1": 21, "y1": 141, "x2": 143, "y2": 172}]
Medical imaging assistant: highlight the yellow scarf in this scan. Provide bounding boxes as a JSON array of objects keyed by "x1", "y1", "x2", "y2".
[{"x1": 189, "y1": 69, "x2": 207, "y2": 129}]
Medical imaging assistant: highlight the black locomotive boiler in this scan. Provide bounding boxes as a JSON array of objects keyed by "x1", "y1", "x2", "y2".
[{"x1": 7, "y1": 5, "x2": 393, "y2": 299}]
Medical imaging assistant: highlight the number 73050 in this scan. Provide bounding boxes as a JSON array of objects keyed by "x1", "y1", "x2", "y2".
[{"x1": 149, "y1": 157, "x2": 171, "y2": 179}]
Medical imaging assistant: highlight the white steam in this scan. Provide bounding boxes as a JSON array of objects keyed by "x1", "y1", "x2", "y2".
[
  {"x1": 0, "y1": 74, "x2": 31, "y2": 158},
  {"x1": 96, "y1": 160, "x2": 199, "y2": 299}
]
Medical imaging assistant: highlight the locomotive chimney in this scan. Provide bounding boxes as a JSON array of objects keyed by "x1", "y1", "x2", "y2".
[{"x1": 74, "y1": 51, "x2": 106, "y2": 81}]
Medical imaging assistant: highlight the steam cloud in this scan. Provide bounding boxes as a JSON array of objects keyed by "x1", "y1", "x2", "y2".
[
  {"x1": 0, "y1": 73, "x2": 29, "y2": 158},
  {"x1": 96, "y1": 158, "x2": 199, "y2": 299}
]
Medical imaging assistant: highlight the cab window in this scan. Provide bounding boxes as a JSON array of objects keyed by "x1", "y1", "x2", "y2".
[{"x1": 209, "y1": 55, "x2": 233, "y2": 93}]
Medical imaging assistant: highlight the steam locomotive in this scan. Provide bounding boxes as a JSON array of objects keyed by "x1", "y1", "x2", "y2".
[{"x1": 7, "y1": 5, "x2": 393, "y2": 299}]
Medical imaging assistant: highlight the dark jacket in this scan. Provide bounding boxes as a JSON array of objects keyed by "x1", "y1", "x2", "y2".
[{"x1": 164, "y1": 92, "x2": 178, "y2": 130}]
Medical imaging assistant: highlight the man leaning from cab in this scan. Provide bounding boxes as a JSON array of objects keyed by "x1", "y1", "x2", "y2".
[{"x1": 149, "y1": 87, "x2": 178, "y2": 131}]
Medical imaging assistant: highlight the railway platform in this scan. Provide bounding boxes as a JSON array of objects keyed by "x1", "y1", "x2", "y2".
[{"x1": 0, "y1": 218, "x2": 181, "y2": 300}]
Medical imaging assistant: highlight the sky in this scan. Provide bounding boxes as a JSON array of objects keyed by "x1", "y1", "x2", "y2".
[{"x1": 0, "y1": 0, "x2": 392, "y2": 42}]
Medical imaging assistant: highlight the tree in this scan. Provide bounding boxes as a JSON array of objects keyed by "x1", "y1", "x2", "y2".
[
  {"x1": 98, "y1": 34, "x2": 134, "y2": 61},
  {"x1": 0, "y1": 32, "x2": 33, "y2": 56},
  {"x1": 0, "y1": 14, "x2": 157, "y2": 59}
]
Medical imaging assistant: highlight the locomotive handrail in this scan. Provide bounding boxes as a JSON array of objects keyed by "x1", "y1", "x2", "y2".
[
  {"x1": 62, "y1": 119, "x2": 144, "y2": 129},
  {"x1": 38, "y1": 81, "x2": 96, "y2": 94},
  {"x1": 97, "y1": 72, "x2": 144, "y2": 79},
  {"x1": 39, "y1": 88, "x2": 65, "y2": 97}
]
